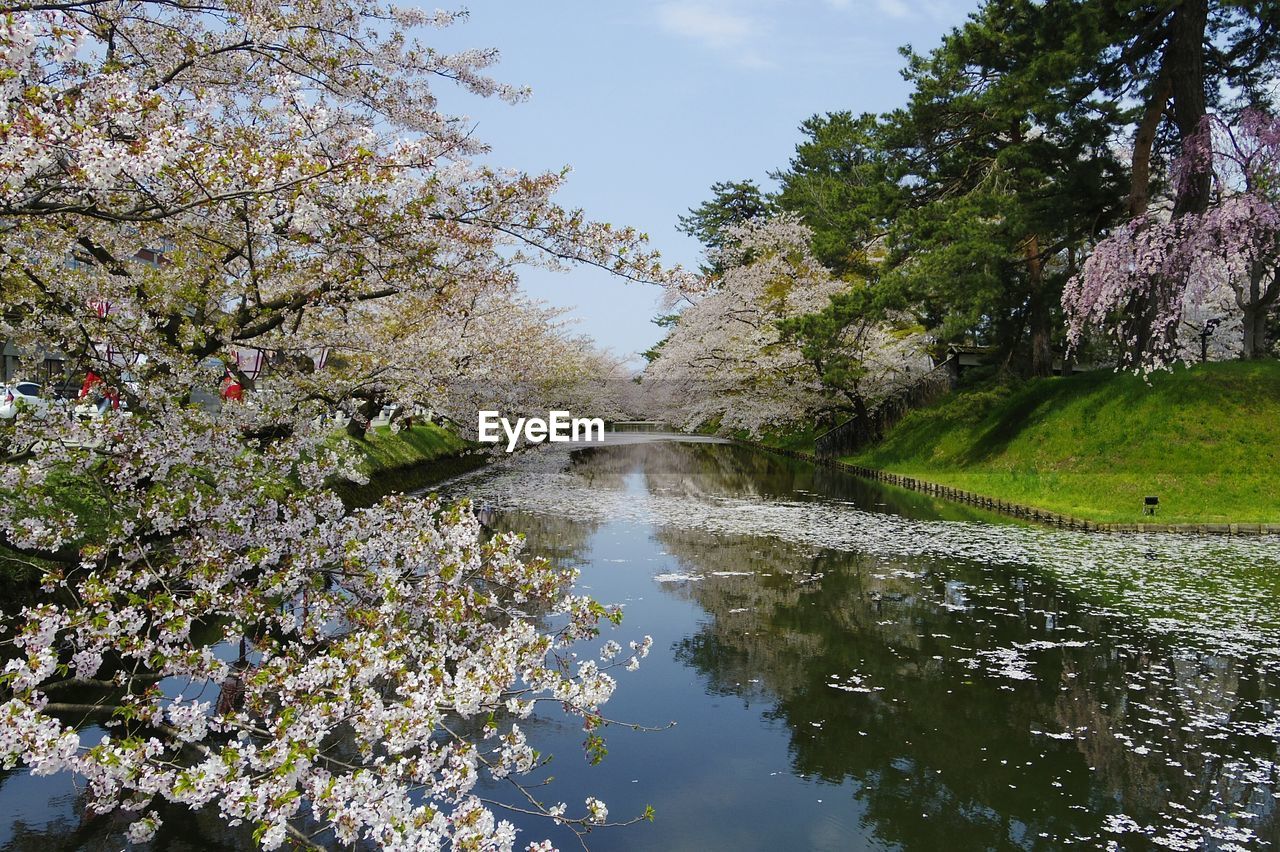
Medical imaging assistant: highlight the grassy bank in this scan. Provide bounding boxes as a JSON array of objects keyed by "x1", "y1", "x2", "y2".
[
  {"x1": 734, "y1": 423, "x2": 829, "y2": 453},
  {"x1": 840, "y1": 361, "x2": 1280, "y2": 524},
  {"x1": 330, "y1": 422, "x2": 485, "y2": 505}
]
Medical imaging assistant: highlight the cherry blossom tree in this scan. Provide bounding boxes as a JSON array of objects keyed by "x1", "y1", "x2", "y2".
[
  {"x1": 1186, "y1": 111, "x2": 1280, "y2": 359},
  {"x1": 333, "y1": 291, "x2": 632, "y2": 436},
  {"x1": 0, "y1": 3, "x2": 682, "y2": 848},
  {"x1": 1064, "y1": 110, "x2": 1280, "y2": 369},
  {"x1": 642, "y1": 215, "x2": 928, "y2": 435}
]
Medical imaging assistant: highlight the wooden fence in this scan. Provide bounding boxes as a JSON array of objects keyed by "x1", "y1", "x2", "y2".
[{"x1": 814, "y1": 355, "x2": 959, "y2": 459}]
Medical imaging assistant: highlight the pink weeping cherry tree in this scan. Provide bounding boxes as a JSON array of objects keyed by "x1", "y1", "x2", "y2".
[{"x1": 1064, "y1": 109, "x2": 1280, "y2": 369}]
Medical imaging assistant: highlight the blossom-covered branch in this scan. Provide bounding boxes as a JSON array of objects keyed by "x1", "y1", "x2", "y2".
[
  {"x1": 1064, "y1": 109, "x2": 1280, "y2": 370},
  {"x1": 0, "y1": 2, "x2": 671, "y2": 848}
]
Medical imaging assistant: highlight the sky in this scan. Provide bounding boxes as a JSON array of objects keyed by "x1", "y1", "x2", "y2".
[{"x1": 429, "y1": 1, "x2": 980, "y2": 362}]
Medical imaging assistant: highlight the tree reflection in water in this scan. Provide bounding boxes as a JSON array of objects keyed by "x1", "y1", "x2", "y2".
[
  {"x1": 486, "y1": 439, "x2": 1279, "y2": 850},
  {"x1": 4, "y1": 438, "x2": 1277, "y2": 850},
  {"x1": 667, "y1": 527, "x2": 1277, "y2": 849}
]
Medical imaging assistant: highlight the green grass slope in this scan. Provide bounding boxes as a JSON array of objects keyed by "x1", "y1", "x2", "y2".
[
  {"x1": 342, "y1": 422, "x2": 471, "y2": 476},
  {"x1": 330, "y1": 422, "x2": 483, "y2": 505},
  {"x1": 844, "y1": 361, "x2": 1280, "y2": 524}
]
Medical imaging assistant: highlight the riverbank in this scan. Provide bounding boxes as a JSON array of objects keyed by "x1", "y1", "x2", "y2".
[
  {"x1": 328, "y1": 422, "x2": 488, "y2": 506},
  {"x1": 752, "y1": 361, "x2": 1280, "y2": 530},
  {"x1": 846, "y1": 362, "x2": 1280, "y2": 525}
]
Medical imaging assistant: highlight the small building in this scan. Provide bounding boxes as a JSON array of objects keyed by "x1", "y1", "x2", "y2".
[{"x1": 2, "y1": 341, "x2": 73, "y2": 391}]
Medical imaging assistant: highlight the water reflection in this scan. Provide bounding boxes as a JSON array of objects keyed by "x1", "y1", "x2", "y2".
[
  {"x1": 552, "y1": 438, "x2": 1009, "y2": 524},
  {"x1": 668, "y1": 533, "x2": 1278, "y2": 849},
  {"x1": 456, "y1": 438, "x2": 1280, "y2": 850},
  {"x1": 5, "y1": 437, "x2": 1278, "y2": 850}
]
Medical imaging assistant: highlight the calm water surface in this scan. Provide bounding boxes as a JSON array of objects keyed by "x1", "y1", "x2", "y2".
[{"x1": 4, "y1": 436, "x2": 1279, "y2": 850}]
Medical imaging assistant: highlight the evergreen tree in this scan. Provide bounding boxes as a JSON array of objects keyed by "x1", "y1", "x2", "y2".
[
  {"x1": 677, "y1": 179, "x2": 775, "y2": 273},
  {"x1": 883, "y1": 0, "x2": 1128, "y2": 375},
  {"x1": 772, "y1": 112, "x2": 905, "y2": 278}
]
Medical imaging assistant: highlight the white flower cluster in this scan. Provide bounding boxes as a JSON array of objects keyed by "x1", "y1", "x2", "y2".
[
  {"x1": 0, "y1": 1, "x2": 669, "y2": 848},
  {"x1": 642, "y1": 214, "x2": 930, "y2": 435}
]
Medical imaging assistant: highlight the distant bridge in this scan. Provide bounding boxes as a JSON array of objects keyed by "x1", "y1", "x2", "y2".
[{"x1": 606, "y1": 420, "x2": 672, "y2": 433}]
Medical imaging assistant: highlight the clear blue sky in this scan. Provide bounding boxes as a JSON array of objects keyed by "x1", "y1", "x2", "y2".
[{"x1": 431, "y1": 1, "x2": 978, "y2": 362}]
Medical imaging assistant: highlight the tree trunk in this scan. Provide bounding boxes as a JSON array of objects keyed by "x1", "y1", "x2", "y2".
[
  {"x1": 1120, "y1": 291, "x2": 1162, "y2": 368},
  {"x1": 344, "y1": 399, "x2": 379, "y2": 439},
  {"x1": 849, "y1": 389, "x2": 869, "y2": 423},
  {"x1": 1121, "y1": 0, "x2": 1209, "y2": 368},
  {"x1": 1128, "y1": 74, "x2": 1171, "y2": 218},
  {"x1": 843, "y1": 387, "x2": 872, "y2": 447},
  {"x1": 1242, "y1": 304, "x2": 1266, "y2": 359},
  {"x1": 1168, "y1": 0, "x2": 1210, "y2": 218},
  {"x1": 1241, "y1": 269, "x2": 1280, "y2": 359},
  {"x1": 1025, "y1": 235, "x2": 1053, "y2": 377}
]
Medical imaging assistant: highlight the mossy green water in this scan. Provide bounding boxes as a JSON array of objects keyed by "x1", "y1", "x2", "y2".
[{"x1": 841, "y1": 361, "x2": 1280, "y2": 524}]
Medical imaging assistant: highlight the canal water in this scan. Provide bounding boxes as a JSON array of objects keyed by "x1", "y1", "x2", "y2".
[{"x1": 3, "y1": 436, "x2": 1279, "y2": 850}]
